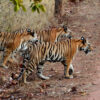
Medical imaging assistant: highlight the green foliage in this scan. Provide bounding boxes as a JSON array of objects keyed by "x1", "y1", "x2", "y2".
[
  {"x1": 39, "y1": 4, "x2": 46, "y2": 12},
  {"x1": 10, "y1": 0, "x2": 46, "y2": 13},
  {"x1": 10, "y1": 0, "x2": 26, "y2": 12},
  {"x1": 30, "y1": 2, "x2": 46, "y2": 13},
  {"x1": 34, "y1": 0, "x2": 42, "y2": 3}
]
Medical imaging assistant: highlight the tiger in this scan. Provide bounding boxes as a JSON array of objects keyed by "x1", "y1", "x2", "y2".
[
  {"x1": 0, "y1": 29, "x2": 38, "y2": 69},
  {"x1": 15, "y1": 36, "x2": 92, "y2": 83},
  {"x1": 32, "y1": 25, "x2": 73, "y2": 72},
  {"x1": 34, "y1": 25, "x2": 73, "y2": 43}
]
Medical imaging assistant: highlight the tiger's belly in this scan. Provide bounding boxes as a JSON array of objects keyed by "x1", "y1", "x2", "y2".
[{"x1": 46, "y1": 55, "x2": 64, "y2": 62}]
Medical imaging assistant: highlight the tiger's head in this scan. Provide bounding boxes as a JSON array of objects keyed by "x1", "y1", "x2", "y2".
[
  {"x1": 21, "y1": 29, "x2": 38, "y2": 43},
  {"x1": 15, "y1": 29, "x2": 38, "y2": 52},
  {"x1": 62, "y1": 25, "x2": 73, "y2": 39},
  {"x1": 78, "y1": 36, "x2": 93, "y2": 54}
]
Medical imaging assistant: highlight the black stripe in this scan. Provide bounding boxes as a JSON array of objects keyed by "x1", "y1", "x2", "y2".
[
  {"x1": 58, "y1": 57, "x2": 62, "y2": 62},
  {"x1": 69, "y1": 39, "x2": 71, "y2": 57},
  {"x1": 44, "y1": 46, "x2": 46, "y2": 54},
  {"x1": 45, "y1": 55, "x2": 48, "y2": 60},
  {"x1": 67, "y1": 39, "x2": 69, "y2": 47},
  {"x1": 50, "y1": 55, "x2": 54, "y2": 60},
  {"x1": 39, "y1": 62, "x2": 44, "y2": 65},
  {"x1": 54, "y1": 54, "x2": 59, "y2": 61},
  {"x1": 49, "y1": 47, "x2": 52, "y2": 57},
  {"x1": 37, "y1": 71, "x2": 41, "y2": 73}
]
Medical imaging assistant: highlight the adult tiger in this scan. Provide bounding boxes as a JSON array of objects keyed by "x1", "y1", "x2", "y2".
[
  {"x1": 16, "y1": 36, "x2": 92, "y2": 83},
  {"x1": 34, "y1": 25, "x2": 72, "y2": 43},
  {"x1": 0, "y1": 29, "x2": 38, "y2": 68},
  {"x1": 33, "y1": 26, "x2": 73, "y2": 72}
]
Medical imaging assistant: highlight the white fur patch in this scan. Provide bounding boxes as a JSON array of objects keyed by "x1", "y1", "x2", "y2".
[
  {"x1": 69, "y1": 64, "x2": 74, "y2": 72},
  {"x1": 31, "y1": 33, "x2": 38, "y2": 42},
  {"x1": 37, "y1": 73, "x2": 50, "y2": 80},
  {"x1": 21, "y1": 42, "x2": 28, "y2": 50}
]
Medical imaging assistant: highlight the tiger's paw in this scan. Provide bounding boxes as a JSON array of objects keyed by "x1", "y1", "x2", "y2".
[
  {"x1": 65, "y1": 75, "x2": 73, "y2": 79},
  {"x1": 37, "y1": 73, "x2": 50, "y2": 80},
  {"x1": 69, "y1": 75, "x2": 73, "y2": 79},
  {"x1": 40, "y1": 76, "x2": 50, "y2": 80},
  {"x1": 23, "y1": 81, "x2": 30, "y2": 84},
  {"x1": 19, "y1": 81, "x2": 31, "y2": 86}
]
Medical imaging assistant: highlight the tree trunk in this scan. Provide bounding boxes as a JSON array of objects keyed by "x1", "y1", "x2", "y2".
[{"x1": 55, "y1": 0, "x2": 64, "y2": 17}]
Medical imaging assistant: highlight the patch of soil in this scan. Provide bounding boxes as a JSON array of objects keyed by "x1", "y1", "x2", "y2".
[{"x1": 0, "y1": 0, "x2": 100, "y2": 100}]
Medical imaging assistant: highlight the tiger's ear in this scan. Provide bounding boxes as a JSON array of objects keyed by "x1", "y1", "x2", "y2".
[
  {"x1": 30, "y1": 30, "x2": 35, "y2": 37},
  {"x1": 27, "y1": 29, "x2": 35, "y2": 37},
  {"x1": 63, "y1": 25, "x2": 68, "y2": 32},
  {"x1": 27, "y1": 29, "x2": 31, "y2": 33},
  {"x1": 81, "y1": 36, "x2": 86, "y2": 44}
]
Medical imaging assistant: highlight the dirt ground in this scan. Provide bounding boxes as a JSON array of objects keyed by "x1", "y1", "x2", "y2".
[{"x1": 0, "y1": 0, "x2": 100, "y2": 100}]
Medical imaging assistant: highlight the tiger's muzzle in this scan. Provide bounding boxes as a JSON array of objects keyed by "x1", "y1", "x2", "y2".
[{"x1": 80, "y1": 44, "x2": 93, "y2": 54}]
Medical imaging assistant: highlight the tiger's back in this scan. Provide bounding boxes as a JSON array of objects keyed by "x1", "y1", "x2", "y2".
[{"x1": 35, "y1": 26, "x2": 72, "y2": 43}]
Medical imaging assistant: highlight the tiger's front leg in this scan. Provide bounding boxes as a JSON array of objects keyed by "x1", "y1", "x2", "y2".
[
  {"x1": 69, "y1": 64, "x2": 74, "y2": 75},
  {"x1": 37, "y1": 62, "x2": 50, "y2": 80},
  {"x1": 62, "y1": 60, "x2": 73, "y2": 79}
]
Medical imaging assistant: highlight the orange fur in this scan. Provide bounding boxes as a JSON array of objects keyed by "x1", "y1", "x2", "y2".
[
  {"x1": 35, "y1": 26, "x2": 72, "y2": 42},
  {"x1": 0, "y1": 30, "x2": 37, "y2": 68},
  {"x1": 17, "y1": 37, "x2": 92, "y2": 83}
]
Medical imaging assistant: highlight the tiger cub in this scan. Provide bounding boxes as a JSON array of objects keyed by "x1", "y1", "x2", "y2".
[
  {"x1": 34, "y1": 25, "x2": 73, "y2": 43},
  {"x1": 0, "y1": 29, "x2": 38, "y2": 68},
  {"x1": 17, "y1": 36, "x2": 92, "y2": 83}
]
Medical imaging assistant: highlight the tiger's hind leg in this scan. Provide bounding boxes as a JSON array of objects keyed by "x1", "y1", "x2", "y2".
[
  {"x1": 22, "y1": 71, "x2": 28, "y2": 84},
  {"x1": 0, "y1": 49, "x2": 11, "y2": 68},
  {"x1": 37, "y1": 62, "x2": 50, "y2": 80}
]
